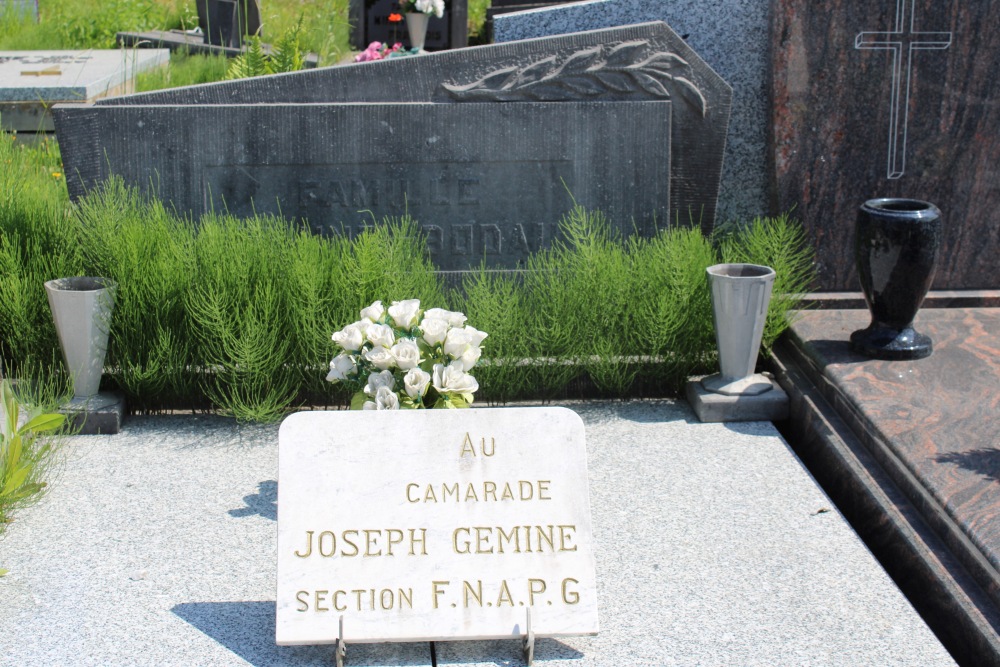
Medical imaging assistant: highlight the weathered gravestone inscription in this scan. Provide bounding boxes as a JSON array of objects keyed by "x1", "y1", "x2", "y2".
[
  {"x1": 492, "y1": 0, "x2": 769, "y2": 227},
  {"x1": 55, "y1": 22, "x2": 731, "y2": 256},
  {"x1": 772, "y1": 0, "x2": 1000, "y2": 290},
  {"x1": 350, "y1": 0, "x2": 467, "y2": 52},
  {"x1": 55, "y1": 101, "x2": 670, "y2": 270},
  {"x1": 0, "y1": 50, "x2": 168, "y2": 135},
  {"x1": 276, "y1": 408, "x2": 599, "y2": 645}
]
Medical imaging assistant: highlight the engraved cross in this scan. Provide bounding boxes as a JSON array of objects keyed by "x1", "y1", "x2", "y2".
[{"x1": 855, "y1": 0, "x2": 951, "y2": 179}]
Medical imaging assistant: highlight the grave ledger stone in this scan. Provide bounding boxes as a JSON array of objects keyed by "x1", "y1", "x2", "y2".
[
  {"x1": 56, "y1": 22, "x2": 732, "y2": 245},
  {"x1": 772, "y1": 0, "x2": 1000, "y2": 290},
  {"x1": 55, "y1": 102, "x2": 669, "y2": 271},
  {"x1": 276, "y1": 407, "x2": 598, "y2": 645},
  {"x1": 492, "y1": 0, "x2": 769, "y2": 227},
  {"x1": 0, "y1": 50, "x2": 169, "y2": 136}
]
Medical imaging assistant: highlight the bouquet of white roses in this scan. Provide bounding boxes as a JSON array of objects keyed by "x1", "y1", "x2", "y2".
[
  {"x1": 400, "y1": 0, "x2": 444, "y2": 18},
  {"x1": 326, "y1": 299, "x2": 487, "y2": 410}
]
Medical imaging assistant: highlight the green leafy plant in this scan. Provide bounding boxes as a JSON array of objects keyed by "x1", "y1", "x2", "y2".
[{"x1": 226, "y1": 18, "x2": 306, "y2": 80}]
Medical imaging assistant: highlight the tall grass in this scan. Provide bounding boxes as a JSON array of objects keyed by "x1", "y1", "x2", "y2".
[{"x1": 0, "y1": 165, "x2": 814, "y2": 419}]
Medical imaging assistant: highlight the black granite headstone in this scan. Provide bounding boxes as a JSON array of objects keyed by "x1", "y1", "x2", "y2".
[
  {"x1": 196, "y1": 0, "x2": 262, "y2": 48},
  {"x1": 61, "y1": 23, "x2": 732, "y2": 242},
  {"x1": 771, "y1": 0, "x2": 1000, "y2": 290},
  {"x1": 54, "y1": 102, "x2": 670, "y2": 271}
]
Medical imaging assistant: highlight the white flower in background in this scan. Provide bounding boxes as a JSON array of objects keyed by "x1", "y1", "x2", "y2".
[
  {"x1": 443, "y1": 325, "x2": 488, "y2": 361},
  {"x1": 364, "y1": 369, "x2": 395, "y2": 396},
  {"x1": 360, "y1": 300, "x2": 385, "y2": 323},
  {"x1": 419, "y1": 317, "x2": 450, "y2": 346},
  {"x1": 433, "y1": 361, "x2": 479, "y2": 395},
  {"x1": 432, "y1": 0, "x2": 444, "y2": 18},
  {"x1": 375, "y1": 385, "x2": 400, "y2": 410},
  {"x1": 403, "y1": 367, "x2": 431, "y2": 399},
  {"x1": 363, "y1": 400, "x2": 377, "y2": 410},
  {"x1": 365, "y1": 346, "x2": 396, "y2": 371},
  {"x1": 366, "y1": 323, "x2": 395, "y2": 349},
  {"x1": 414, "y1": 0, "x2": 443, "y2": 16},
  {"x1": 423, "y1": 308, "x2": 466, "y2": 328},
  {"x1": 455, "y1": 345, "x2": 482, "y2": 372},
  {"x1": 325, "y1": 353, "x2": 357, "y2": 382},
  {"x1": 388, "y1": 299, "x2": 422, "y2": 329},
  {"x1": 331, "y1": 322, "x2": 365, "y2": 351},
  {"x1": 390, "y1": 339, "x2": 422, "y2": 370}
]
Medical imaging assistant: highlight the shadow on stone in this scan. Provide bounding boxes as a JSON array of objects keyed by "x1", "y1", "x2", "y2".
[
  {"x1": 936, "y1": 448, "x2": 1000, "y2": 484},
  {"x1": 229, "y1": 480, "x2": 277, "y2": 521},
  {"x1": 172, "y1": 601, "x2": 433, "y2": 666}
]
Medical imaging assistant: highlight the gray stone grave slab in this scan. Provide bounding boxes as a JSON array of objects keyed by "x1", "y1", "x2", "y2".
[
  {"x1": 53, "y1": 101, "x2": 670, "y2": 271},
  {"x1": 493, "y1": 0, "x2": 768, "y2": 226},
  {"x1": 0, "y1": 403, "x2": 957, "y2": 665},
  {"x1": 0, "y1": 49, "x2": 169, "y2": 134},
  {"x1": 771, "y1": 0, "x2": 1000, "y2": 290},
  {"x1": 75, "y1": 22, "x2": 732, "y2": 236}
]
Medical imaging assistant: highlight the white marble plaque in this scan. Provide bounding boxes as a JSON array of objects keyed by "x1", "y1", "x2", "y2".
[
  {"x1": 0, "y1": 50, "x2": 168, "y2": 102},
  {"x1": 276, "y1": 407, "x2": 598, "y2": 645}
]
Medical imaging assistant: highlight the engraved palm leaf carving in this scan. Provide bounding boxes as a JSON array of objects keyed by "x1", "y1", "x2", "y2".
[{"x1": 441, "y1": 40, "x2": 707, "y2": 116}]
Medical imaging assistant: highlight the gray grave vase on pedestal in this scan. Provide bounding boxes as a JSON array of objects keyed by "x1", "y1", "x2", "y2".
[
  {"x1": 703, "y1": 263, "x2": 775, "y2": 395},
  {"x1": 44, "y1": 277, "x2": 116, "y2": 398},
  {"x1": 405, "y1": 12, "x2": 429, "y2": 51}
]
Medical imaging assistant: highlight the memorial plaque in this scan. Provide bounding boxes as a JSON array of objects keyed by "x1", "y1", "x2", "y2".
[
  {"x1": 772, "y1": 0, "x2": 1000, "y2": 290},
  {"x1": 276, "y1": 407, "x2": 599, "y2": 645},
  {"x1": 54, "y1": 101, "x2": 670, "y2": 271},
  {"x1": 73, "y1": 22, "x2": 731, "y2": 236}
]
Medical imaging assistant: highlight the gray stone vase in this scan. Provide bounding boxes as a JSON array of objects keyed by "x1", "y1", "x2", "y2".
[
  {"x1": 702, "y1": 263, "x2": 775, "y2": 396},
  {"x1": 405, "y1": 12, "x2": 429, "y2": 51},
  {"x1": 44, "y1": 277, "x2": 117, "y2": 398}
]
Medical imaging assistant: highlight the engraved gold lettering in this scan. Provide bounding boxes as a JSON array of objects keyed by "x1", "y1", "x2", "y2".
[
  {"x1": 424, "y1": 485, "x2": 438, "y2": 503},
  {"x1": 381, "y1": 589, "x2": 394, "y2": 610},
  {"x1": 484, "y1": 481, "x2": 497, "y2": 501},
  {"x1": 538, "y1": 480, "x2": 551, "y2": 500},
  {"x1": 474, "y1": 526, "x2": 491, "y2": 554},
  {"x1": 562, "y1": 578, "x2": 580, "y2": 605},
  {"x1": 528, "y1": 579, "x2": 546, "y2": 605},
  {"x1": 481, "y1": 436, "x2": 495, "y2": 456},
  {"x1": 342, "y1": 530, "x2": 359, "y2": 556},
  {"x1": 453, "y1": 527, "x2": 471, "y2": 554},
  {"x1": 296, "y1": 590, "x2": 309, "y2": 611},
  {"x1": 536, "y1": 525, "x2": 555, "y2": 552},
  {"x1": 318, "y1": 530, "x2": 336, "y2": 557},
  {"x1": 432, "y1": 581, "x2": 450, "y2": 609},
  {"x1": 464, "y1": 483, "x2": 479, "y2": 502},
  {"x1": 399, "y1": 588, "x2": 413, "y2": 609},
  {"x1": 463, "y1": 580, "x2": 483, "y2": 607},
  {"x1": 334, "y1": 590, "x2": 347, "y2": 611},
  {"x1": 496, "y1": 580, "x2": 514, "y2": 607},
  {"x1": 497, "y1": 525, "x2": 520, "y2": 553},
  {"x1": 294, "y1": 531, "x2": 314, "y2": 558},
  {"x1": 364, "y1": 529, "x2": 381, "y2": 557},
  {"x1": 442, "y1": 483, "x2": 459, "y2": 502},
  {"x1": 409, "y1": 528, "x2": 428, "y2": 556},
  {"x1": 501, "y1": 483, "x2": 514, "y2": 501},
  {"x1": 352, "y1": 589, "x2": 365, "y2": 610},
  {"x1": 461, "y1": 432, "x2": 476, "y2": 457},
  {"x1": 315, "y1": 590, "x2": 329, "y2": 612},
  {"x1": 386, "y1": 528, "x2": 404, "y2": 556},
  {"x1": 406, "y1": 483, "x2": 419, "y2": 503},
  {"x1": 518, "y1": 481, "x2": 533, "y2": 500},
  {"x1": 559, "y1": 525, "x2": 577, "y2": 552}
]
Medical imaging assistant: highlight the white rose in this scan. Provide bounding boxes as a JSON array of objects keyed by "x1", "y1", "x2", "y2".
[
  {"x1": 363, "y1": 400, "x2": 377, "y2": 410},
  {"x1": 424, "y1": 308, "x2": 467, "y2": 328},
  {"x1": 375, "y1": 385, "x2": 400, "y2": 410},
  {"x1": 391, "y1": 338, "x2": 422, "y2": 370},
  {"x1": 432, "y1": 0, "x2": 444, "y2": 18},
  {"x1": 331, "y1": 323, "x2": 365, "y2": 351},
  {"x1": 364, "y1": 346, "x2": 396, "y2": 370},
  {"x1": 325, "y1": 353, "x2": 357, "y2": 382},
  {"x1": 360, "y1": 300, "x2": 384, "y2": 322},
  {"x1": 388, "y1": 299, "x2": 422, "y2": 329},
  {"x1": 403, "y1": 367, "x2": 431, "y2": 399},
  {"x1": 456, "y1": 345, "x2": 482, "y2": 371},
  {"x1": 419, "y1": 317, "x2": 450, "y2": 346},
  {"x1": 432, "y1": 361, "x2": 479, "y2": 394},
  {"x1": 443, "y1": 325, "x2": 488, "y2": 360},
  {"x1": 366, "y1": 323, "x2": 395, "y2": 349},
  {"x1": 364, "y1": 369, "x2": 395, "y2": 396}
]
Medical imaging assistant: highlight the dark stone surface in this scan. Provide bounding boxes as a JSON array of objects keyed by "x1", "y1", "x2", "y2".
[
  {"x1": 62, "y1": 392, "x2": 126, "y2": 435},
  {"x1": 773, "y1": 307, "x2": 1000, "y2": 665},
  {"x1": 53, "y1": 101, "x2": 670, "y2": 271},
  {"x1": 771, "y1": 0, "x2": 1000, "y2": 290},
  {"x1": 78, "y1": 22, "x2": 732, "y2": 236},
  {"x1": 196, "y1": 0, "x2": 261, "y2": 48},
  {"x1": 350, "y1": 0, "x2": 467, "y2": 51}
]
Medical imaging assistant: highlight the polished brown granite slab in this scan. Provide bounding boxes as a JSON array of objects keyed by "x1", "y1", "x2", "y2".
[
  {"x1": 770, "y1": 1, "x2": 1000, "y2": 290},
  {"x1": 774, "y1": 307, "x2": 1000, "y2": 665}
]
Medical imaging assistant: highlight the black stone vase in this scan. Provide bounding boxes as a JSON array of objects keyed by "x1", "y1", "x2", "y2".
[{"x1": 851, "y1": 198, "x2": 941, "y2": 360}]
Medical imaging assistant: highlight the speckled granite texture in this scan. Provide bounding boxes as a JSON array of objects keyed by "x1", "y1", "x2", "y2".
[
  {"x1": 774, "y1": 308, "x2": 1000, "y2": 665},
  {"x1": 0, "y1": 402, "x2": 954, "y2": 666},
  {"x1": 494, "y1": 0, "x2": 769, "y2": 226}
]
